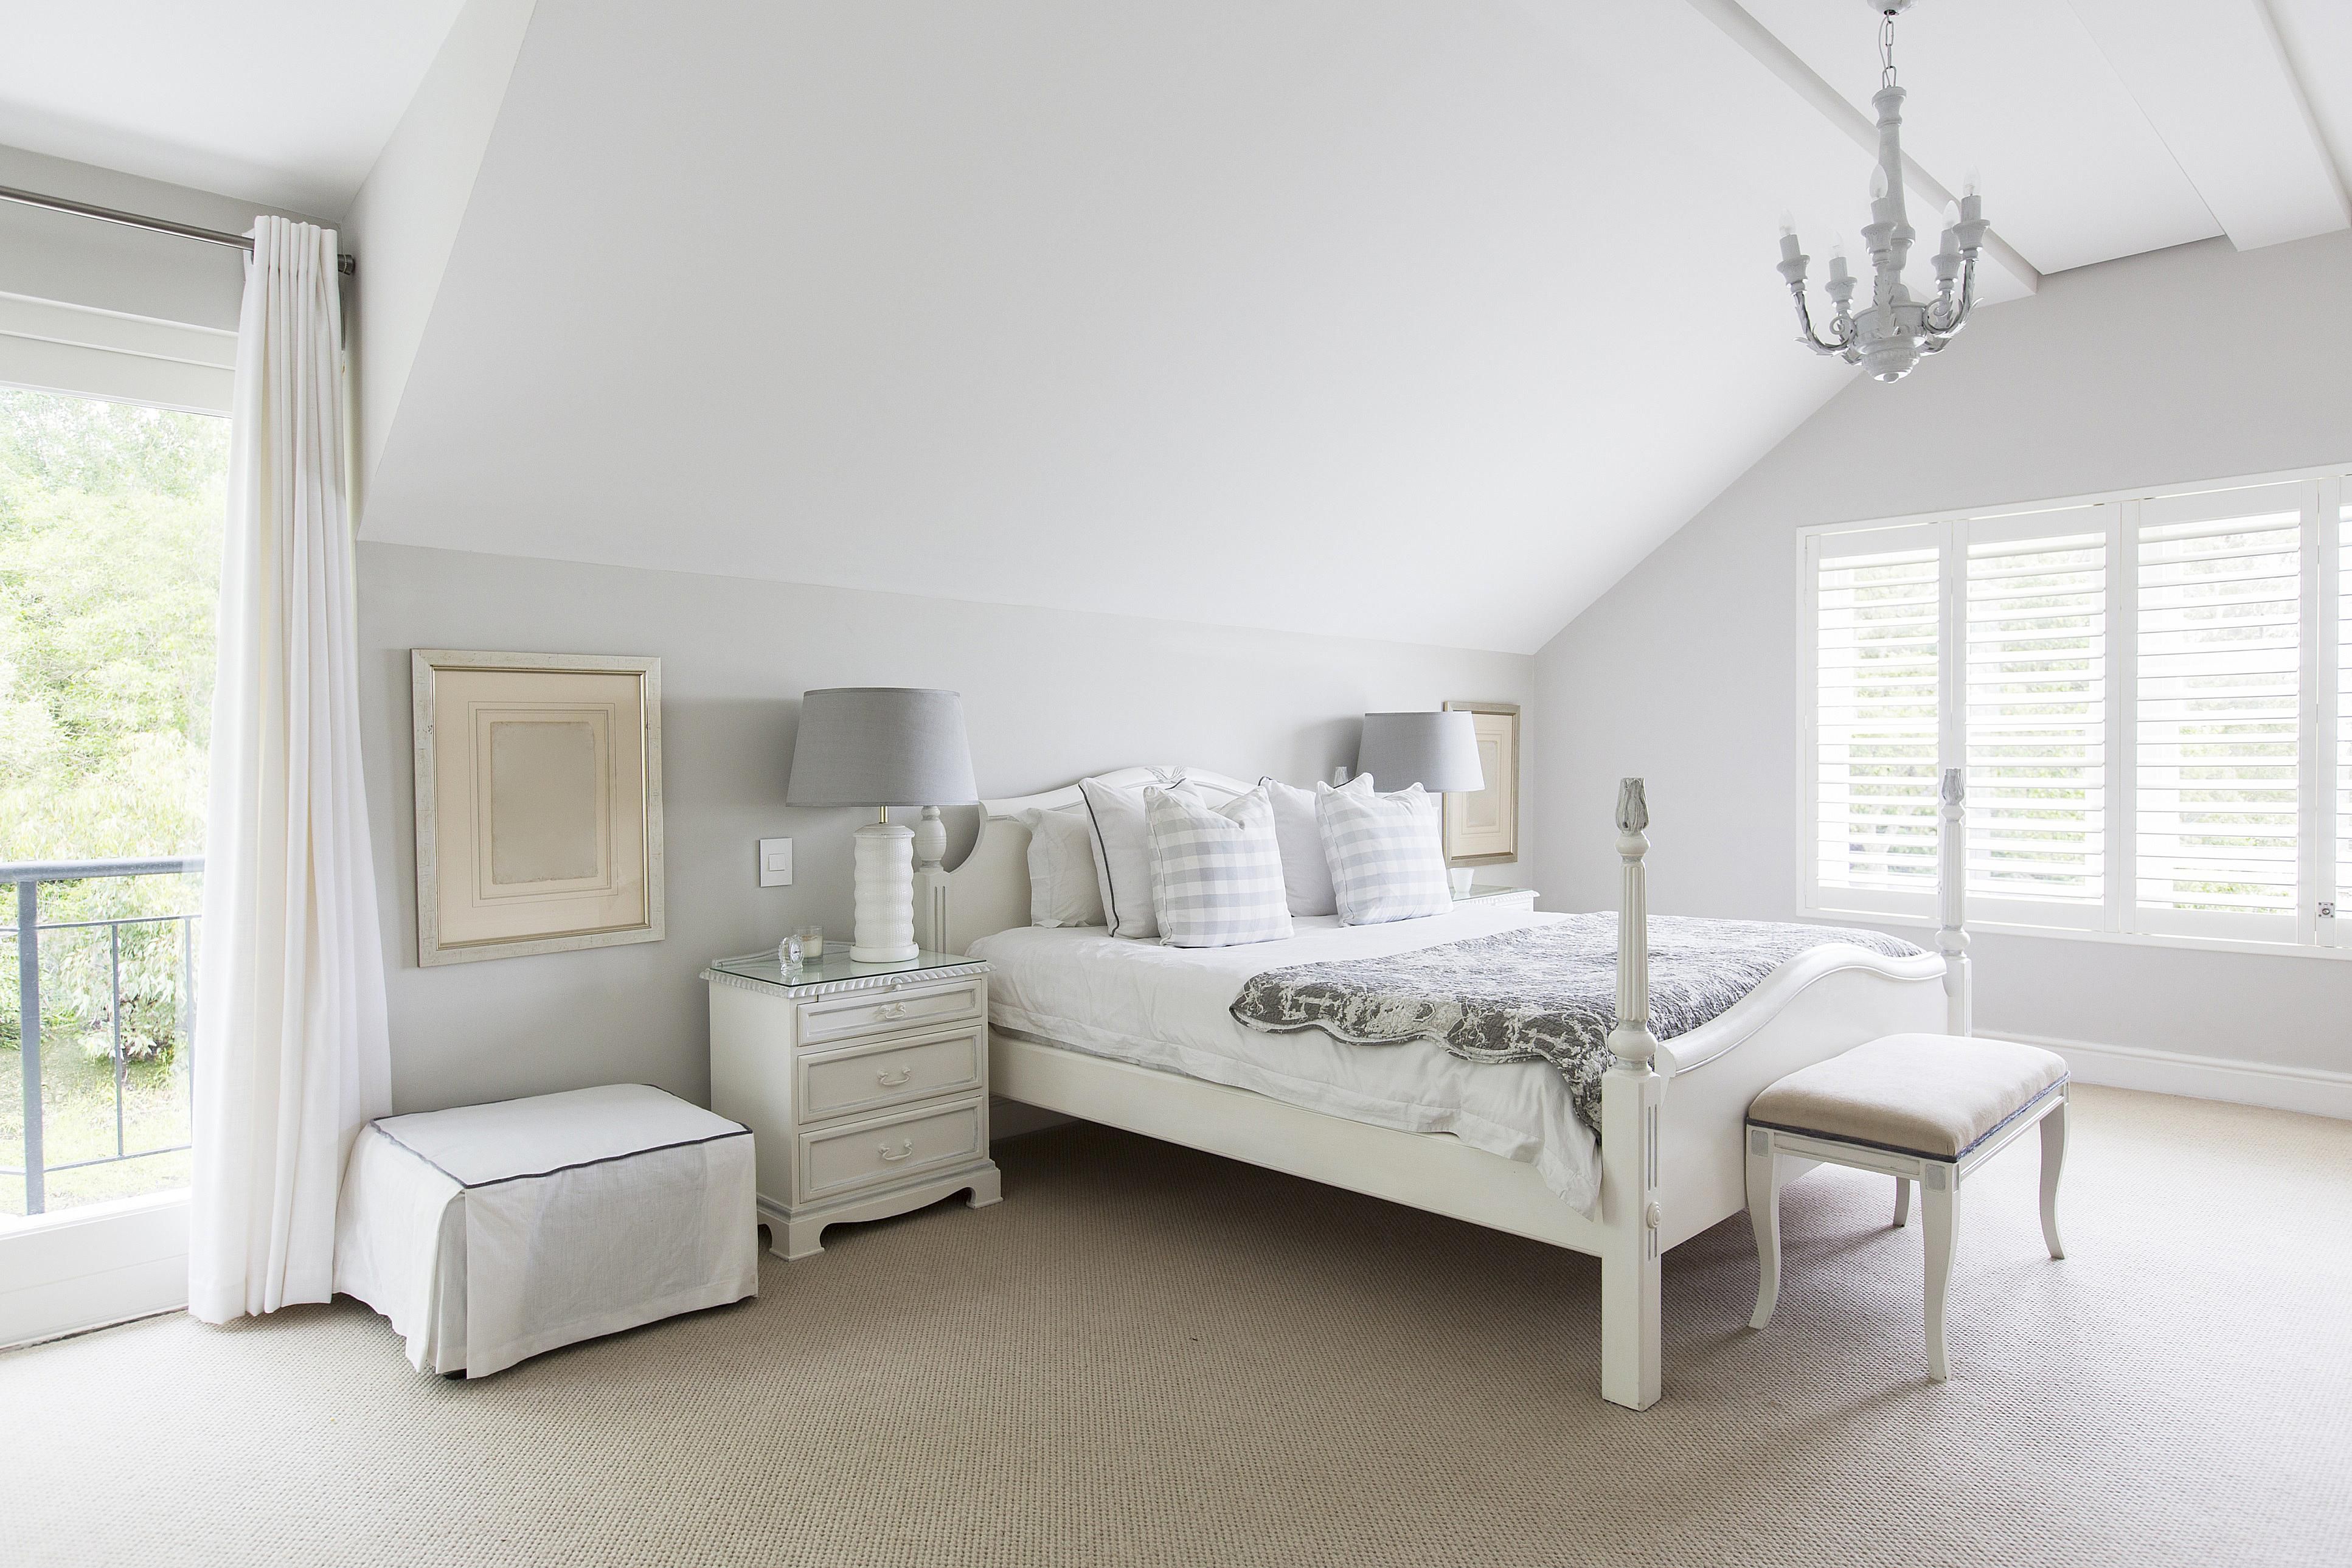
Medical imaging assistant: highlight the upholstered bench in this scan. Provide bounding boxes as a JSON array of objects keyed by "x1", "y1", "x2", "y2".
[
  {"x1": 1744, "y1": 1033, "x2": 2070, "y2": 1381},
  {"x1": 333, "y1": 1084, "x2": 760, "y2": 1377}
]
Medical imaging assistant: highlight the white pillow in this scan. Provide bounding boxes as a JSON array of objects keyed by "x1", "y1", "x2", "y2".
[
  {"x1": 1078, "y1": 771, "x2": 1191, "y2": 939},
  {"x1": 1144, "y1": 783, "x2": 1292, "y2": 948},
  {"x1": 1317, "y1": 781, "x2": 1451, "y2": 925},
  {"x1": 1260, "y1": 773, "x2": 1369, "y2": 917},
  {"x1": 1022, "y1": 803, "x2": 1105, "y2": 927}
]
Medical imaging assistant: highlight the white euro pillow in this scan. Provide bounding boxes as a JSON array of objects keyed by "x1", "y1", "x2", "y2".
[
  {"x1": 1022, "y1": 803, "x2": 1105, "y2": 927},
  {"x1": 1078, "y1": 771, "x2": 1192, "y2": 939},
  {"x1": 1260, "y1": 773, "x2": 1368, "y2": 917},
  {"x1": 1317, "y1": 781, "x2": 1451, "y2": 925}
]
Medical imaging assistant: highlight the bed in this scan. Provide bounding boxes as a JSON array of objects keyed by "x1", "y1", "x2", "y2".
[{"x1": 914, "y1": 766, "x2": 1971, "y2": 1410}]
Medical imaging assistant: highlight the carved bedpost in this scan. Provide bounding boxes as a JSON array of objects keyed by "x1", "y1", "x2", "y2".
[
  {"x1": 914, "y1": 805, "x2": 951, "y2": 956},
  {"x1": 1938, "y1": 766, "x2": 1972, "y2": 1036},
  {"x1": 1608, "y1": 779, "x2": 1659, "y2": 1072},
  {"x1": 1600, "y1": 776, "x2": 1663, "y2": 1410}
]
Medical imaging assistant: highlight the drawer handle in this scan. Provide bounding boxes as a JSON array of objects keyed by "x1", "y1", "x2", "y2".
[
  {"x1": 875, "y1": 1001, "x2": 908, "y2": 1021},
  {"x1": 876, "y1": 1067, "x2": 914, "y2": 1087},
  {"x1": 878, "y1": 1138, "x2": 914, "y2": 1162}
]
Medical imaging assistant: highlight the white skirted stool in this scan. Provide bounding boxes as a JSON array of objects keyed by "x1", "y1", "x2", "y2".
[
  {"x1": 1744, "y1": 1033, "x2": 2070, "y2": 1381},
  {"x1": 334, "y1": 1084, "x2": 760, "y2": 1378}
]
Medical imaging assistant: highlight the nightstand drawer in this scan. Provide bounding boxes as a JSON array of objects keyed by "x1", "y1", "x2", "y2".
[
  {"x1": 798, "y1": 1025, "x2": 985, "y2": 1123},
  {"x1": 800, "y1": 1095, "x2": 986, "y2": 1201},
  {"x1": 797, "y1": 977, "x2": 985, "y2": 1046}
]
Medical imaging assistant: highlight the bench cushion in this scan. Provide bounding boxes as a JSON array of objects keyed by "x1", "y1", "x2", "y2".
[{"x1": 1747, "y1": 1033, "x2": 2068, "y2": 1160}]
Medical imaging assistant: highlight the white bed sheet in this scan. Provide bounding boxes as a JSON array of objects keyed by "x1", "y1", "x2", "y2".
[{"x1": 970, "y1": 907, "x2": 1604, "y2": 1215}]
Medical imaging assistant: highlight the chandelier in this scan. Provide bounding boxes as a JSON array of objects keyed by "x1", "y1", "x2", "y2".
[{"x1": 1775, "y1": 1, "x2": 1989, "y2": 382}]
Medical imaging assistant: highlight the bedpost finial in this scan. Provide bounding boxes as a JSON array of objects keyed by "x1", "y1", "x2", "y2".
[
  {"x1": 1940, "y1": 766, "x2": 1964, "y2": 808},
  {"x1": 1616, "y1": 777, "x2": 1648, "y2": 836}
]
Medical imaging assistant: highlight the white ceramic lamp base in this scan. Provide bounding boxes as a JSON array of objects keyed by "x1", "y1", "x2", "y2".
[{"x1": 851, "y1": 820, "x2": 920, "y2": 963}]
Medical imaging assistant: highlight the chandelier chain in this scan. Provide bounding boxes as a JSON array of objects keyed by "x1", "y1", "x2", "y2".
[{"x1": 1880, "y1": 12, "x2": 1898, "y2": 89}]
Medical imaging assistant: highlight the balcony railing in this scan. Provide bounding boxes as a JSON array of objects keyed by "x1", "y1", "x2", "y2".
[{"x1": 4, "y1": 857, "x2": 201, "y2": 1217}]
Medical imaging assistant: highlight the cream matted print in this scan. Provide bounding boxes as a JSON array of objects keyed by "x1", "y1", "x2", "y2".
[
  {"x1": 1442, "y1": 699, "x2": 1519, "y2": 867},
  {"x1": 411, "y1": 650, "x2": 665, "y2": 966}
]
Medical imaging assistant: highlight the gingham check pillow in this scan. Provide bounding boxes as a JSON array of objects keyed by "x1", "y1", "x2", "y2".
[
  {"x1": 1143, "y1": 783, "x2": 1294, "y2": 948},
  {"x1": 1317, "y1": 781, "x2": 1451, "y2": 925}
]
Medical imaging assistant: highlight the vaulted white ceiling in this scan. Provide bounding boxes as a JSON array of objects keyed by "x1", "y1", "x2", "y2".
[
  {"x1": 0, "y1": 2, "x2": 470, "y2": 217},
  {"x1": 7, "y1": 1, "x2": 2348, "y2": 651}
]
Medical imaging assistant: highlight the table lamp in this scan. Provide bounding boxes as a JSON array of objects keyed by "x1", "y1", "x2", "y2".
[
  {"x1": 786, "y1": 687, "x2": 979, "y2": 962},
  {"x1": 1356, "y1": 710, "x2": 1487, "y2": 893}
]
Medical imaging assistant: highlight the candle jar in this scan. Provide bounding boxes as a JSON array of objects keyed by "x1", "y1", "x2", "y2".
[{"x1": 799, "y1": 924, "x2": 824, "y2": 959}]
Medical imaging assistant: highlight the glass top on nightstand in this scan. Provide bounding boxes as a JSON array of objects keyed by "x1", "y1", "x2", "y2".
[
  {"x1": 705, "y1": 947, "x2": 981, "y2": 994},
  {"x1": 1452, "y1": 884, "x2": 1533, "y2": 901}
]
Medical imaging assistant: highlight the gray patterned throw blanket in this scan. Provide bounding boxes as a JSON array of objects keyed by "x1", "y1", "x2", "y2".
[{"x1": 1229, "y1": 915, "x2": 1923, "y2": 1138}]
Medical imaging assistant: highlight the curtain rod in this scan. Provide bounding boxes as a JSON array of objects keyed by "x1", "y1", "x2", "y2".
[{"x1": 0, "y1": 182, "x2": 356, "y2": 277}]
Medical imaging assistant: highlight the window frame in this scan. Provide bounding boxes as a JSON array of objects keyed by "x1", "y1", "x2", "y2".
[
  {"x1": 0, "y1": 291, "x2": 235, "y2": 417},
  {"x1": 1796, "y1": 460, "x2": 2351, "y2": 960}
]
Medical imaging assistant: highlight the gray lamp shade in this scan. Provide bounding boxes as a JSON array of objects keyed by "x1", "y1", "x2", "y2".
[
  {"x1": 1356, "y1": 710, "x2": 1485, "y2": 793},
  {"x1": 785, "y1": 687, "x2": 979, "y2": 807}
]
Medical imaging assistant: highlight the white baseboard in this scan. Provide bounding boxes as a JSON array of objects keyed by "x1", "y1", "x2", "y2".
[
  {"x1": 0, "y1": 1190, "x2": 189, "y2": 1350},
  {"x1": 1988, "y1": 1031, "x2": 2352, "y2": 1122}
]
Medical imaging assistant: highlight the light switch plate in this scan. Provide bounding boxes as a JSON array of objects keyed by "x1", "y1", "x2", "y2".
[{"x1": 758, "y1": 838, "x2": 793, "y2": 888}]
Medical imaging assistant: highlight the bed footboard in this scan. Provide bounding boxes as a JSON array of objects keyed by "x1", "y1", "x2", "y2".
[{"x1": 1599, "y1": 780, "x2": 1663, "y2": 1412}]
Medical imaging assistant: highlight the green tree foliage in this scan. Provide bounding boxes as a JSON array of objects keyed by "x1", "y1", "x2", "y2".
[{"x1": 0, "y1": 387, "x2": 224, "y2": 1062}]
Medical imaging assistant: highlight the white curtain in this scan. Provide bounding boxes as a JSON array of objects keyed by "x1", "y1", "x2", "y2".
[{"x1": 189, "y1": 217, "x2": 392, "y2": 1323}]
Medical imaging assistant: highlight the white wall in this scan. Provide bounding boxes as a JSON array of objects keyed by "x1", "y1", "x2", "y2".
[
  {"x1": 1533, "y1": 231, "x2": 2352, "y2": 1102},
  {"x1": 342, "y1": 0, "x2": 538, "y2": 506},
  {"x1": 359, "y1": 541, "x2": 1533, "y2": 1113}
]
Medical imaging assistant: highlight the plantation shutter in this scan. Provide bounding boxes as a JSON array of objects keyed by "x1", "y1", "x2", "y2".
[
  {"x1": 2134, "y1": 485, "x2": 2302, "y2": 938},
  {"x1": 1811, "y1": 526, "x2": 1943, "y2": 909},
  {"x1": 2337, "y1": 496, "x2": 2350, "y2": 924},
  {"x1": 1963, "y1": 512, "x2": 2106, "y2": 922}
]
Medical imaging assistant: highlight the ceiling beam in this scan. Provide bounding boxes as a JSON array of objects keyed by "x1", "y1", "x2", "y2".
[
  {"x1": 2065, "y1": 0, "x2": 2348, "y2": 252},
  {"x1": 1683, "y1": 0, "x2": 2040, "y2": 294}
]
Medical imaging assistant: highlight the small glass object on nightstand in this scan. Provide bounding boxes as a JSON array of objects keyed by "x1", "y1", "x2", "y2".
[{"x1": 711, "y1": 946, "x2": 981, "y2": 994}]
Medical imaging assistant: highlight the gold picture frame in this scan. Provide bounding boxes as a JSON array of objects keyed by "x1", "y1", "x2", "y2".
[
  {"x1": 1442, "y1": 699, "x2": 1520, "y2": 867},
  {"x1": 411, "y1": 649, "x2": 665, "y2": 966}
]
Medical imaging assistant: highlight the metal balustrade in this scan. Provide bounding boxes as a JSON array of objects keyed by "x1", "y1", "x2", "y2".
[{"x1": 4, "y1": 858, "x2": 201, "y2": 1216}]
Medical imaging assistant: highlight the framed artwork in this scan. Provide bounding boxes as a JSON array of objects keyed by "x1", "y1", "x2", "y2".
[
  {"x1": 411, "y1": 650, "x2": 664, "y2": 966},
  {"x1": 1442, "y1": 699, "x2": 1520, "y2": 867}
]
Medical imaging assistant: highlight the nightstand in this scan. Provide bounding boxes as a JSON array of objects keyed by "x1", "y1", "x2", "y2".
[
  {"x1": 703, "y1": 947, "x2": 1002, "y2": 1259},
  {"x1": 1452, "y1": 884, "x2": 1538, "y2": 914}
]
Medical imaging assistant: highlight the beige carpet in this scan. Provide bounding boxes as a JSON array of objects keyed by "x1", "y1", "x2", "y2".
[{"x1": 5, "y1": 1084, "x2": 2348, "y2": 1567}]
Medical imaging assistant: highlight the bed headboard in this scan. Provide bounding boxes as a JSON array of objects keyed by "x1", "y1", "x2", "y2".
[{"x1": 914, "y1": 765, "x2": 1255, "y2": 956}]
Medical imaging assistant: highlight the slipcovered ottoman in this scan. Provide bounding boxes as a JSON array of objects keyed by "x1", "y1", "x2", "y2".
[{"x1": 333, "y1": 1084, "x2": 758, "y2": 1377}]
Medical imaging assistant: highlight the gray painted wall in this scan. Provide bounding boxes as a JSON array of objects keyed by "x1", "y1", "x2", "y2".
[
  {"x1": 360, "y1": 541, "x2": 1533, "y2": 1112},
  {"x1": 1532, "y1": 231, "x2": 2352, "y2": 1081}
]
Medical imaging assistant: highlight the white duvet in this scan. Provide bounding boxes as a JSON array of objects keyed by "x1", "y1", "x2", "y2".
[{"x1": 970, "y1": 906, "x2": 1604, "y2": 1215}]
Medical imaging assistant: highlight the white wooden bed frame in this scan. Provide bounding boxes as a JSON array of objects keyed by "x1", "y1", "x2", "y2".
[{"x1": 914, "y1": 766, "x2": 1972, "y2": 1410}]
